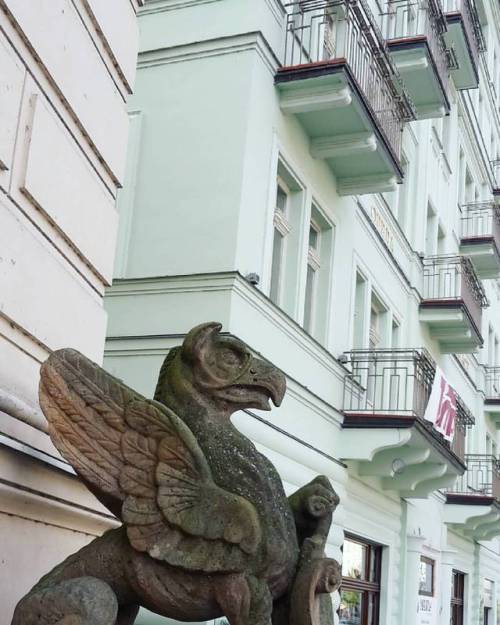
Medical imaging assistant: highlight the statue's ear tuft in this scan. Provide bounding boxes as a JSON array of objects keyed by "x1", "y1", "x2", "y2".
[{"x1": 182, "y1": 322, "x2": 222, "y2": 364}]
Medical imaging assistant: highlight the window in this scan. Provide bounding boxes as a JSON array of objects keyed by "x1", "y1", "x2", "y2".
[
  {"x1": 451, "y1": 570, "x2": 465, "y2": 625},
  {"x1": 268, "y1": 162, "x2": 305, "y2": 317},
  {"x1": 458, "y1": 148, "x2": 466, "y2": 205},
  {"x1": 353, "y1": 272, "x2": 368, "y2": 349},
  {"x1": 397, "y1": 155, "x2": 410, "y2": 231},
  {"x1": 391, "y1": 318, "x2": 400, "y2": 348},
  {"x1": 442, "y1": 114, "x2": 452, "y2": 157},
  {"x1": 303, "y1": 220, "x2": 321, "y2": 334},
  {"x1": 419, "y1": 556, "x2": 434, "y2": 596},
  {"x1": 339, "y1": 535, "x2": 382, "y2": 625},
  {"x1": 425, "y1": 202, "x2": 437, "y2": 256},
  {"x1": 369, "y1": 293, "x2": 388, "y2": 350},
  {"x1": 465, "y1": 168, "x2": 475, "y2": 203},
  {"x1": 483, "y1": 579, "x2": 494, "y2": 625},
  {"x1": 437, "y1": 223, "x2": 445, "y2": 255},
  {"x1": 302, "y1": 204, "x2": 334, "y2": 342},
  {"x1": 270, "y1": 179, "x2": 292, "y2": 305}
]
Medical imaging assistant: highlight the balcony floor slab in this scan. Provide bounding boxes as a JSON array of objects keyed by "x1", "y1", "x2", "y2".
[
  {"x1": 459, "y1": 239, "x2": 500, "y2": 279},
  {"x1": 444, "y1": 14, "x2": 479, "y2": 90},
  {"x1": 387, "y1": 38, "x2": 449, "y2": 119},
  {"x1": 485, "y1": 402, "x2": 500, "y2": 420},
  {"x1": 340, "y1": 414, "x2": 465, "y2": 498},
  {"x1": 444, "y1": 497, "x2": 500, "y2": 539},
  {"x1": 276, "y1": 63, "x2": 402, "y2": 195},
  {"x1": 419, "y1": 302, "x2": 482, "y2": 353}
]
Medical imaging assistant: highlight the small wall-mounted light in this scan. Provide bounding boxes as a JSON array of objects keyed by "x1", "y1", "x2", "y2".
[
  {"x1": 338, "y1": 353, "x2": 349, "y2": 365},
  {"x1": 245, "y1": 273, "x2": 260, "y2": 286}
]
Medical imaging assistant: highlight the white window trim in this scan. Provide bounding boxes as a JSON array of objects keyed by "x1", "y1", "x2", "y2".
[{"x1": 307, "y1": 220, "x2": 321, "y2": 270}]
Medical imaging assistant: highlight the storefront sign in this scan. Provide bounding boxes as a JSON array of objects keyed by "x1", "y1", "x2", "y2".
[
  {"x1": 423, "y1": 366, "x2": 457, "y2": 442},
  {"x1": 417, "y1": 596, "x2": 435, "y2": 625}
]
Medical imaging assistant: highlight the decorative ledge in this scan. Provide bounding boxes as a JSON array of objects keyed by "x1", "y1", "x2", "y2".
[
  {"x1": 445, "y1": 496, "x2": 500, "y2": 541},
  {"x1": 341, "y1": 416, "x2": 465, "y2": 499},
  {"x1": 445, "y1": 455, "x2": 500, "y2": 540}
]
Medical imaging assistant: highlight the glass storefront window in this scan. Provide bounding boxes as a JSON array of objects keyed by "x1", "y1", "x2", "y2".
[
  {"x1": 339, "y1": 589, "x2": 363, "y2": 625},
  {"x1": 339, "y1": 535, "x2": 382, "y2": 625},
  {"x1": 342, "y1": 540, "x2": 367, "y2": 580}
]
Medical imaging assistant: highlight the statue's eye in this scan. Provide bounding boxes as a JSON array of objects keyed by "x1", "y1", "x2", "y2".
[{"x1": 214, "y1": 347, "x2": 247, "y2": 375}]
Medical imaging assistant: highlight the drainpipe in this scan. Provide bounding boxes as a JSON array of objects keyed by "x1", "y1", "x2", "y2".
[
  {"x1": 400, "y1": 500, "x2": 408, "y2": 623},
  {"x1": 472, "y1": 542, "x2": 481, "y2": 625},
  {"x1": 0, "y1": 389, "x2": 48, "y2": 433}
]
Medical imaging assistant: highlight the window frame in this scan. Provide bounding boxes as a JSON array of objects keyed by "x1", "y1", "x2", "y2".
[
  {"x1": 340, "y1": 534, "x2": 382, "y2": 625},
  {"x1": 269, "y1": 177, "x2": 292, "y2": 305},
  {"x1": 450, "y1": 570, "x2": 465, "y2": 625},
  {"x1": 419, "y1": 556, "x2": 435, "y2": 598},
  {"x1": 303, "y1": 218, "x2": 322, "y2": 334}
]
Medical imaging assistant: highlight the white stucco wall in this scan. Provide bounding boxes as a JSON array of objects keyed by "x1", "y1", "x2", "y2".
[{"x1": 0, "y1": 1, "x2": 142, "y2": 622}]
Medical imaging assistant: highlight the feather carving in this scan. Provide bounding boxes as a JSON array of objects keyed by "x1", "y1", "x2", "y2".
[{"x1": 39, "y1": 348, "x2": 262, "y2": 573}]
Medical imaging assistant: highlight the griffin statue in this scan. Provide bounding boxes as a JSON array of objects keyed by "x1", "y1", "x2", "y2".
[{"x1": 12, "y1": 322, "x2": 341, "y2": 625}]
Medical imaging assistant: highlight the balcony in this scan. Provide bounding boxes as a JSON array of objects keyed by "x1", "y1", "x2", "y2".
[
  {"x1": 485, "y1": 367, "x2": 500, "y2": 422},
  {"x1": 491, "y1": 160, "x2": 500, "y2": 203},
  {"x1": 445, "y1": 455, "x2": 500, "y2": 540},
  {"x1": 459, "y1": 202, "x2": 500, "y2": 279},
  {"x1": 442, "y1": 0, "x2": 484, "y2": 90},
  {"x1": 340, "y1": 348, "x2": 473, "y2": 498},
  {"x1": 276, "y1": 0, "x2": 414, "y2": 196},
  {"x1": 382, "y1": 0, "x2": 450, "y2": 119},
  {"x1": 419, "y1": 255, "x2": 487, "y2": 353}
]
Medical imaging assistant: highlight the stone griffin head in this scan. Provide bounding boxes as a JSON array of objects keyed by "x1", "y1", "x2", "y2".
[{"x1": 154, "y1": 322, "x2": 286, "y2": 417}]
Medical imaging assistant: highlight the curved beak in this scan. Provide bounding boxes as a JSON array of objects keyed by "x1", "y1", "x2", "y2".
[{"x1": 242, "y1": 356, "x2": 286, "y2": 407}]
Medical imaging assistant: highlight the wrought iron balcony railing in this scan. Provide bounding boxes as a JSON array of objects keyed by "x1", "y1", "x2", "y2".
[
  {"x1": 342, "y1": 348, "x2": 475, "y2": 461},
  {"x1": 282, "y1": 0, "x2": 414, "y2": 160},
  {"x1": 448, "y1": 454, "x2": 500, "y2": 498},
  {"x1": 442, "y1": 0, "x2": 485, "y2": 67},
  {"x1": 485, "y1": 367, "x2": 500, "y2": 399},
  {"x1": 461, "y1": 201, "x2": 500, "y2": 247},
  {"x1": 381, "y1": 0, "x2": 449, "y2": 93},
  {"x1": 491, "y1": 159, "x2": 500, "y2": 189},
  {"x1": 421, "y1": 255, "x2": 488, "y2": 334}
]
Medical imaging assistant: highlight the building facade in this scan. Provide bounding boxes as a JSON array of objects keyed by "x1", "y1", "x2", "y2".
[
  {"x1": 103, "y1": 1, "x2": 500, "y2": 624},
  {"x1": 0, "y1": 1, "x2": 142, "y2": 622}
]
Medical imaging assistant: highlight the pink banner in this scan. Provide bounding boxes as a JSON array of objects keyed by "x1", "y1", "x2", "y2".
[{"x1": 423, "y1": 367, "x2": 457, "y2": 442}]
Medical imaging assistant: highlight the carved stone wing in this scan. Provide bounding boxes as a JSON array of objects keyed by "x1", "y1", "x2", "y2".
[{"x1": 39, "y1": 348, "x2": 261, "y2": 572}]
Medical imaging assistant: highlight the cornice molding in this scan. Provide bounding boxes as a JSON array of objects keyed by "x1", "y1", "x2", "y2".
[
  {"x1": 138, "y1": 31, "x2": 279, "y2": 76},
  {"x1": 107, "y1": 271, "x2": 348, "y2": 386},
  {"x1": 140, "y1": 0, "x2": 285, "y2": 20}
]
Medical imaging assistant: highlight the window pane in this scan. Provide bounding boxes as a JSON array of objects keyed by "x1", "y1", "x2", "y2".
[
  {"x1": 419, "y1": 558, "x2": 434, "y2": 595},
  {"x1": 276, "y1": 186, "x2": 287, "y2": 214},
  {"x1": 304, "y1": 265, "x2": 316, "y2": 333},
  {"x1": 270, "y1": 229, "x2": 284, "y2": 304},
  {"x1": 309, "y1": 224, "x2": 319, "y2": 250},
  {"x1": 339, "y1": 589, "x2": 363, "y2": 625},
  {"x1": 367, "y1": 592, "x2": 378, "y2": 625},
  {"x1": 368, "y1": 547, "x2": 379, "y2": 583},
  {"x1": 343, "y1": 539, "x2": 367, "y2": 580}
]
